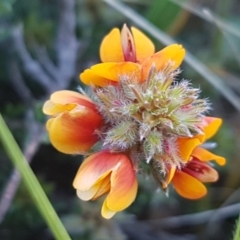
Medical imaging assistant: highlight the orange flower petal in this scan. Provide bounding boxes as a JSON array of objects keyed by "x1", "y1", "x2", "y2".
[
  {"x1": 131, "y1": 27, "x2": 155, "y2": 62},
  {"x1": 192, "y1": 147, "x2": 226, "y2": 166},
  {"x1": 141, "y1": 44, "x2": 185, "y2": 80},
  {"x1": 203, "y1": 117, "x2": 222, "y2": 140},
  {"x1": 47, "y1": 108, "x2": 101, "y2": 154},
  {"x1": 80, "y1": 69, "x2": 117, "y2": 87},
  {"x1": 183, "y1": 159, "x2": 219, "y2": 183},
  {"x1": 43, "y1": 90, "x2": 96, "y2": 115},
  {"x1": 100, "y1": 28, "x2": 124, "y2": 62},
  {"x1": 80, "y1": 62, "x2": 142, "y2": 87},
  {"x1": 178, "y1": 137, "x2": 201, "y2": 161},
  {"x1": 163, "y1": 166, "x2": 176, "y2": 188},
  {"x1": 172, "y1": 171, "x2": 207, "y2": 199},
  {"x1": 104, "y1": 155, "x2": 138, "y2": 212}
]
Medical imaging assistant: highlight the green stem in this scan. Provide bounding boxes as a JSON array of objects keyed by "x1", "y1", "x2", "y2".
[
  {"x1": 0, "y1": 114, "x2": 71, "y2": 240},
  {"x1": 233, "y1": 215, "x2": 240, "y2": 240}
]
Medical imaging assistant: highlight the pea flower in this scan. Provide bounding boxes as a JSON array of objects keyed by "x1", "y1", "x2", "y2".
[
  {"x1": 153, "y1": 117, "x2": 226, "y2": 199},
  {"x1": 73, "y1": 151, "x2": 137, "y2": 219},
  {"x1": 43, "y1": 90, "x2": 102, "y2": 154},
  {"x1": 100, "y1": 23, "x2": 155, "y2": 63},
  {"x1": 43, "y1": 25, "x2": 226, "y2": 219}
]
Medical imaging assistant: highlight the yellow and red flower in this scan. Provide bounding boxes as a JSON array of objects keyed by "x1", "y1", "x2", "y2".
[
  {"x1": 100, "y1": 23, "x2": 155, "y2": 63},
  {"x1": 43, "y1": 90, "x2": 102, "y2": 154},
  {"x1": 80, "y1": 24, "x2": 185, "y2": 87},
  {"x1": 73, "y1": 150, "x2": 138, "y2": 219},
  {"x1": 80, "y1": 44, "x2": 185, "y2": 87},
  {"x1": 163, "y1": 117, "x2": 226, "y2": 199},
  {"x1": 43, "y1": 25, "x2": 226, "y2": 219}
]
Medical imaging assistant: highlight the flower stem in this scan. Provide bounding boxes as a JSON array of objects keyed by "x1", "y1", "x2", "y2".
[
  {"x1": 0, "y1": 114, "x2": 71, "y2": 240},
  {"x1": 233, "y1": 215, "x2": 240, "y2": 240}
]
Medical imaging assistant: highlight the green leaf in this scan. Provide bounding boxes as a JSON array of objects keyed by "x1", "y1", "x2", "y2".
[{"x1": 145, "y1": 0, "x2": 182, "y2": 31}]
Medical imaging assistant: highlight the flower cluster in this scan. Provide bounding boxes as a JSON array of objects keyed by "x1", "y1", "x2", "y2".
[{"x1": 43, "y1": 24, "x2": 226, "y2": 219}]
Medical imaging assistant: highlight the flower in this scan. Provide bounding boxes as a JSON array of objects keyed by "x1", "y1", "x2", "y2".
[
  {"x1": 80, "y1": 44, "x2": 185, "y2": 87},
  {"x1": 43, "y1": 25, "x2": 226, "y2": 219},
  {"x1": 100, "y1": 23, "x2": 155, "y2": 63},
  {"x1": 81, "y1": 24, "x2": 185, "y2": 87},
  {"x1": 43, "y1": 90, "x2": 102, "y2": 154},
  {"x1": 73, "y1": 150, "x2": 138, "y2": 219},
  {"x1": 159, "y1": 117, "x2": 226, "y2": 199}
]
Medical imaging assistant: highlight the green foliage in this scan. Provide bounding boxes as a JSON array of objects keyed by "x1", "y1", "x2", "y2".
[
  {"x1": 146, "y1": 0, "x2": 182, "y2": 32},
  {"x1": 0, "y1": 179, "x2": 53, "y2": 240},
  {"x1": 0, "y1": 0, "x2": 15, "y2": 16}
]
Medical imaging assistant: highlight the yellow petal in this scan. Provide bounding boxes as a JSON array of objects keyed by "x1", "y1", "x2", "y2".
[
  {"x1": 46, "y1": 118, "x2": 54, "y2": 131},
  {"x1": 80, "y1": 69, "x2": 117, "y2": 87},
  {"x1": 43, "y1": 90, "x2": 96, "y2": 115},
  {"x1": 76, "y1": 174, "x2": 111, "y2": 201},
  {"x1": 203, "y1": 117, "x2": 222, "y2": 141},
  {"x1": 92, "y1": 175, "x2": 111, "y2": 200},
  {"x1": 172, "y1": 171, "x2": 207, "y2": 199},
  {"x1": 191, "y1": 147, "x2": 226, "y2": 166},
  {"x1": 48, "y1": 108, "x2": 101, "y2": 154},
  {"x1": 131, "y1": 27, "x2": 155, "y2": 62},
  {"x1": 141, "y1": 44, "x2": 185, "y2": 80},
  {"x1": 43, "y1": 100, "x2": 77, "y2": 115},
  {"x1": 178, "y1": 137, "x2": 201, "y2": 161},
  {"x1": 50, "y1": 90, "x2": 93, "y2": 105},
  {"x1": 80, "y1": 62, "x2": 142, "y2": 87},
  {"x1": 76, "y1": 187, "x2": 99, "y2": 201},
  {"x1": 101, "y1": 200, "x2": 117, "y2": 219},
  {"x1": 100, "y1": 28, "x2": 124, "y2": 62}
]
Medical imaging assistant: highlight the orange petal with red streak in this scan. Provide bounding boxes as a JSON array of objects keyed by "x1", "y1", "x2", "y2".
[
  {"x1": 104, "y1": 155, "x2": 138, "y2": 212},
  {"x1": 73, "y1": 152, "x2": 118, "y2": 191},
  {"x1": 47, "y1": 108, "x2": 102, "y2": 154},
  {"x1": 131, "y1": 27, "x2": 155, "y2": 62},
  {"x1": 192, "y1": 147, "x2": 226, "y2": 166},
  {"x1": 141, "y1": 44, "x2": 185, "y2": 81},
  {"x1": 172, "y1": 171, "x2": 207, "y2": 199},
  {"x1": 100, "y1": 28, "x2": 124, "y2": 62},
  {"x1": 73, "y1": 151, "x2": 138, "y2": 219}
]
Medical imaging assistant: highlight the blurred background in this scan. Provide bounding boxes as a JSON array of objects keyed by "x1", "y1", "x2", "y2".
[{"x1": 0, "y1": 0, "x2": 240, "y2": 239}]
